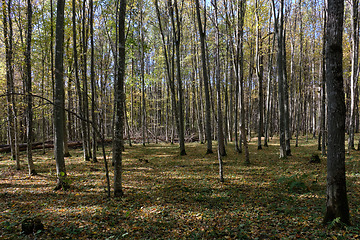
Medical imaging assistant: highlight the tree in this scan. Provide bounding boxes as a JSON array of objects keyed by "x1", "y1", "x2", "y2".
[
  {"x1": 239, "y1": 0, "x2": 249, "y2": 164},
  {"x1": 347, "y1": 0, "x2": 359, "y2": 152},
  {"x1": 3, "y1": 0, "x2": 20, "y2": 170},
  {"x1": 54, "y1": 0, "x2": 68, "y2": 190},
  {"x1": 72, "y1": 0, "x2": 89, "y2": 162},
  {"x1": 154, "y1": 0, "x2": 185, "y2": 155},
  {"x1": 140, "y1": 0, "x2": 146, "y2": 146},
  {"x1": 212, "y1": 0, "x2": 226, "y2": 182},
  {"x1": 90, "y1": 0, "x2": 97, "y2": 162},
  {"x1": 81, "y1": 0, "x2": 91, "y2": 161},
  {"x1": 170, "y1": 0, "x2": 186, "y2": 156},
  {"x1": 320, "y1": 3, "x2": 327, "y2": 156},
  {"x1": 25, "y1": 0, "x2": 36, "y2": 176},
  {"x1": 255, "y1": 0, "x2": 264, "y2": 150},
  {"x1": 195, "y1": 0, "x2": 213, "y2": 154},
  {"x1": 264, "y1": 7, "x2": 274, "y2": 148},
  {"x1": 323, "y1": 0, "x2": 350, "y2": 225},
  {"x1": 272, "y1": 0, "x2": 286, "y2": 159},
  {"x1": 113, "y1": 0, "x2": 127, "y2": 197}
]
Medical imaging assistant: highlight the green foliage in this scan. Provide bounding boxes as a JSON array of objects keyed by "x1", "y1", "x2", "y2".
[
  {"x1": 328, "y1": 217, "x2": 342, "y2": 230},
  {"x1": 277, "y1": 174, "x2": 309, "y2": 194}
]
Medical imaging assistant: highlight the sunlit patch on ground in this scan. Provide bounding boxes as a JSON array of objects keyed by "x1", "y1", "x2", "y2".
[{"x1": 1, "y1": 137, "x2": 360, "y2": 239}]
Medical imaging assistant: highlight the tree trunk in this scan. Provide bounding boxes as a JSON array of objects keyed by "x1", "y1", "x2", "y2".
[
  {"x1": 82, "y1": 0, "x2": 91, "y2": 161},
  {"x1": 239, "y1": 0, "x2": 249, "y2": 164},
  {"x1": 348, "y1": 0, "x2": 359, "y2": 152},
  {"x1": 72, "y1": 0, "x2": 87, "y2": 161},
  {"x1": 255, "y1": 0, "x2": 263, "y2": 150},
  {"x1": 90, "y1": 0, "x2": 97, "y2": 162},
  {"x1": 54, "y1": 0, "x2": 68, "y2": 190},
  {"x1": 283, "y1": 28, "x2": 291, "y2": 156},
  {"x1": 272, "y1": 0, "x2": 286, "y2": 158},
  {"x1": 213, "y1": 0, "x2": 226, "y2": 157},
  {"x1": 264, "y1": 8, "x2": 274, "y2": 148},
  {"x1": 3, "y1": 0, "x2": 20, "y2": 170},
  {"x1": 140, "y1": 0, "x2": 146, "y2": 147},
  {"x1": 195, "y1": 0, "x2": 212, "y2": 154},
  {"x1": 323, "y1": 0, "x2": 350, "y2": 226},
  {"x1": 25, "y1": 0, "x2": 36, "y2": 176},
  {"x1": 172, "y1": 0, "x2": 186, "y2": 156},
  {"x1": 113, "y1": 0, "x2": 127, "y2": 197}
]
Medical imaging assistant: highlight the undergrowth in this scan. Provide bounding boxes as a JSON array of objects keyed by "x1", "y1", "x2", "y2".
[{"x1": 0, "y1": 136, "x2": 359, "y2": 239}]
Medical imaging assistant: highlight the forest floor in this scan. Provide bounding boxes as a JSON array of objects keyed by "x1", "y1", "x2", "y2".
[{"x1": 1, "y1": 136, "x2": 360, "y2": 239}]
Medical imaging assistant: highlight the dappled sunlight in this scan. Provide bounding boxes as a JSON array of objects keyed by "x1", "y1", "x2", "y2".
[{"x1": 1, "y1": 136, "x2": 360, "y2": 238}]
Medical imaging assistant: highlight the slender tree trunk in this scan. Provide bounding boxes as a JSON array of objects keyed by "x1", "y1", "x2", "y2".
[
  {"x1": 3, "y1": 0, "x2": 20, "y2": 170},
  {"x1": 192, "y1": 44, "x2": 204, "y2": 144},
  {"x1": 113, "y1": 0, "x2": 127, "y2": 198},
  {"x1": 172, "y1": 0, "x2": 186, "y2": 155},
  {"x1": 90, "y1": 0, "x2": 97, "y2": 162},
  {"x1": 323, "y1": 0, "x2": 350, "y2": 226},
  {"x1": 283, "y1": 29, "x2": 291, "y2": 156},
  {"x1": 25, "y1": 0, "x2": 36, "y2": 176},
  {"x1": 72, "y1": 0, "x2": 87, "y2": 161},
  {"x1": 51, "y1": 0, "x2": 55, "y2": 101},
  {"x1": 54, "y1": 0, "x2": 68, "y2": 190},
  {"x1": 272, "y1": 0, "x2": 286, "y2": 158},
  {"x1": 195, "y1": 0, "x2": 212, "y2": 154},
  {"x1": 255, "y1": 0, "x2": 264, "y2": 150},
  {"x1": 321, "y1": 4, "x2": 327, "y2": 156},
  {"x1": 82, "y1": 0, "x2": 91, "y2": 161},
  {"x1": 264, "y1": 8, "x2": 274, "y2": 148},
  {"x1": 296, "y1": 0, "x2": 303, "y2": 148},
  {"x1": 140, "y1": 0, "x2": 146, "y2": 147},
  {"x1": 348, "y1": 0, "x2": 359, "y2": 152},
  {"x1": 155, "y1": 0, "x2": 179, "y2": 148},
  {"x1": 239, "y1": 0, "x2": 249, "y2": 163},
  {"x1": 213, "y1": 0, "x2": 226, "y2": 157}
]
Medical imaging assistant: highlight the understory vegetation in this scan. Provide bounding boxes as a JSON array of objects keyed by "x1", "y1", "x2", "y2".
[{"x1": 1, "y1": 136, "x2": 360, "y2": 239}]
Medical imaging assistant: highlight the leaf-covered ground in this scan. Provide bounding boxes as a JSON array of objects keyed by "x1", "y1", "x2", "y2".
[{"x1": 1, "y1": 136, "x2": 360, "y2": 239}]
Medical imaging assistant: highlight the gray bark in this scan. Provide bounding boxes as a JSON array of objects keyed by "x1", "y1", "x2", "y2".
[
  {"x1": 113, "y1": 0, "x2": 127, "y2": 197},
  {"x1": 255, "y1": 0, "x2": 264, "y2": 150},
  {"x1": 3, "y1": 0, "x2": 20, "y2": 169},
  {"x1": 90, "y1": 0, "x2": 97, "y2": 162},
  {"x1": 195, "y1": 0, "x2": 212, "y2": 154},
  {"x1": 25, "y1": 0, "x2": 36, "y2": 176},
  {"x1": 54, "y1": 0, "x2": 68, "y2": 190},
  {"x1": 348, "y1": 0, "x2": 359, "y2": 152},
  {"x1": 323, "y1": 0, "x2": 350, "y2": 225},
  {"x1": 272, "y1": 0, "x2": 286, "y2": 158}
]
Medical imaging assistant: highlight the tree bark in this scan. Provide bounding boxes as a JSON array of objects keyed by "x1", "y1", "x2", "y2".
[
  {"x1": 272, "y1": 0, "x2": 286, "y2": 158},
  {"x1": 213, "y1": 0, "x2": 226, "y2": 157},
  {"x1": 25, "y1": 0, "x2": 36, "y2": 176},
  {"x1": 323, "y1": 0, "x2": 350, "y2": 226},
  {"x1": 3, "y1": 0, "x2": 20, "y2": 170},
  {"x1": 172, "y1": 0, "x2": 186, "y2": 155},
  {"x1": 348, "y1": 0, "x2": 359, "y2": 152},
  {"x1": 72, "y1": 0, "x2": 88, "y2": 162},
  {"x1": 195, "y1": 0, "x2": 212, "y2": 154},
  {"x1": 140, "y1": 0, "x2": 146, "y2": 147},
  {"x1": 283, "y1": 28, "x2": 291, "y2": 156},
  {"x1": 239, "y1": 0, "x2": 249, "y2": 164},
  {"x1": 113, "y1": 0, "x2": 127, "y2": 197},
  {"x1": 264, "y1": 7, "x2": 274, "y2": 148},
  {"x1": 255, "y1": 0, "x2": 264, "y2": 150},
  {"x1": 90, "y1": 0, "x2": 97, "y2": 162},
  {"x1": 54, "y1": 0, "x2": 68, "y2": 190},
  {"x1": 82, "y1": 0, "x2": 91, "y2": 161}
]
